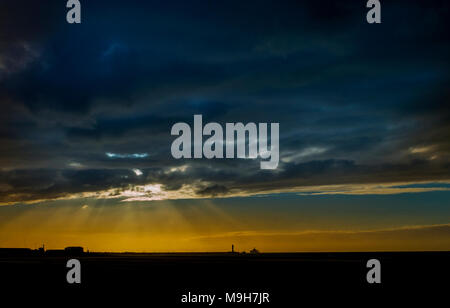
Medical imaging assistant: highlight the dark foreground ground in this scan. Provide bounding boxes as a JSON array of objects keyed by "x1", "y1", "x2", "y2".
[{"x1": 0, "y1": 251, "x2": 448, "y2": 305}]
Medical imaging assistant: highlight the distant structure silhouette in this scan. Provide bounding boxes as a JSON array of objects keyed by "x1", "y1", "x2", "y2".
[
  {"x1": 250, "y1": 248, "x2": 260, "y2": 254},
  {"x1": 38, "y1": 244, "x2": 45, "y2": 254},
  {"x1": 232, "y1": 244, "x2": 234, "y2": 253},
  {"x1": 0, "y1": 248, "x2": 33, "y2": 256}
]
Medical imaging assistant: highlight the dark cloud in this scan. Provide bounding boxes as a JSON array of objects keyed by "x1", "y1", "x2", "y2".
[
  {"x1": 0, "y1": 0, "x2": 449, "y2": 203},
  {"x1": 196, "y1": 184, "x2": 230, "y2": 197}
]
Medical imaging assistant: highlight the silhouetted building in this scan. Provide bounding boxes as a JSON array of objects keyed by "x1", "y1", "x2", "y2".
[
  {"x1": 250, "y1": 248, "x2": 260, "y2": 254},
  {"x1": 0, "y1": 248, "x2": 33, "y2": 256}
]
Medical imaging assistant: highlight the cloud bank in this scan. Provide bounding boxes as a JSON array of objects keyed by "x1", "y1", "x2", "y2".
[{"x1": 0, "y1": 0, "x2": 449, "y2": 204}]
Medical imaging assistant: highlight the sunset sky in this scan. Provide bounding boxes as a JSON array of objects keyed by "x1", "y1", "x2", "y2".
[{"x1": 0, "y1": 0, "x2": 449, "y2": 252}]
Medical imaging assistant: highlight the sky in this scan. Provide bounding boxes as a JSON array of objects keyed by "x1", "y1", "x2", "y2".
[{"x1": 0, "y1": 0, "x2": 449, "y2": 252}]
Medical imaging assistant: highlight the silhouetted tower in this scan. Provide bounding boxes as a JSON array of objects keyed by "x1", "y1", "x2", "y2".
[{"x1": 232, "y1": 244, "x2": 234, "y2": 253}]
